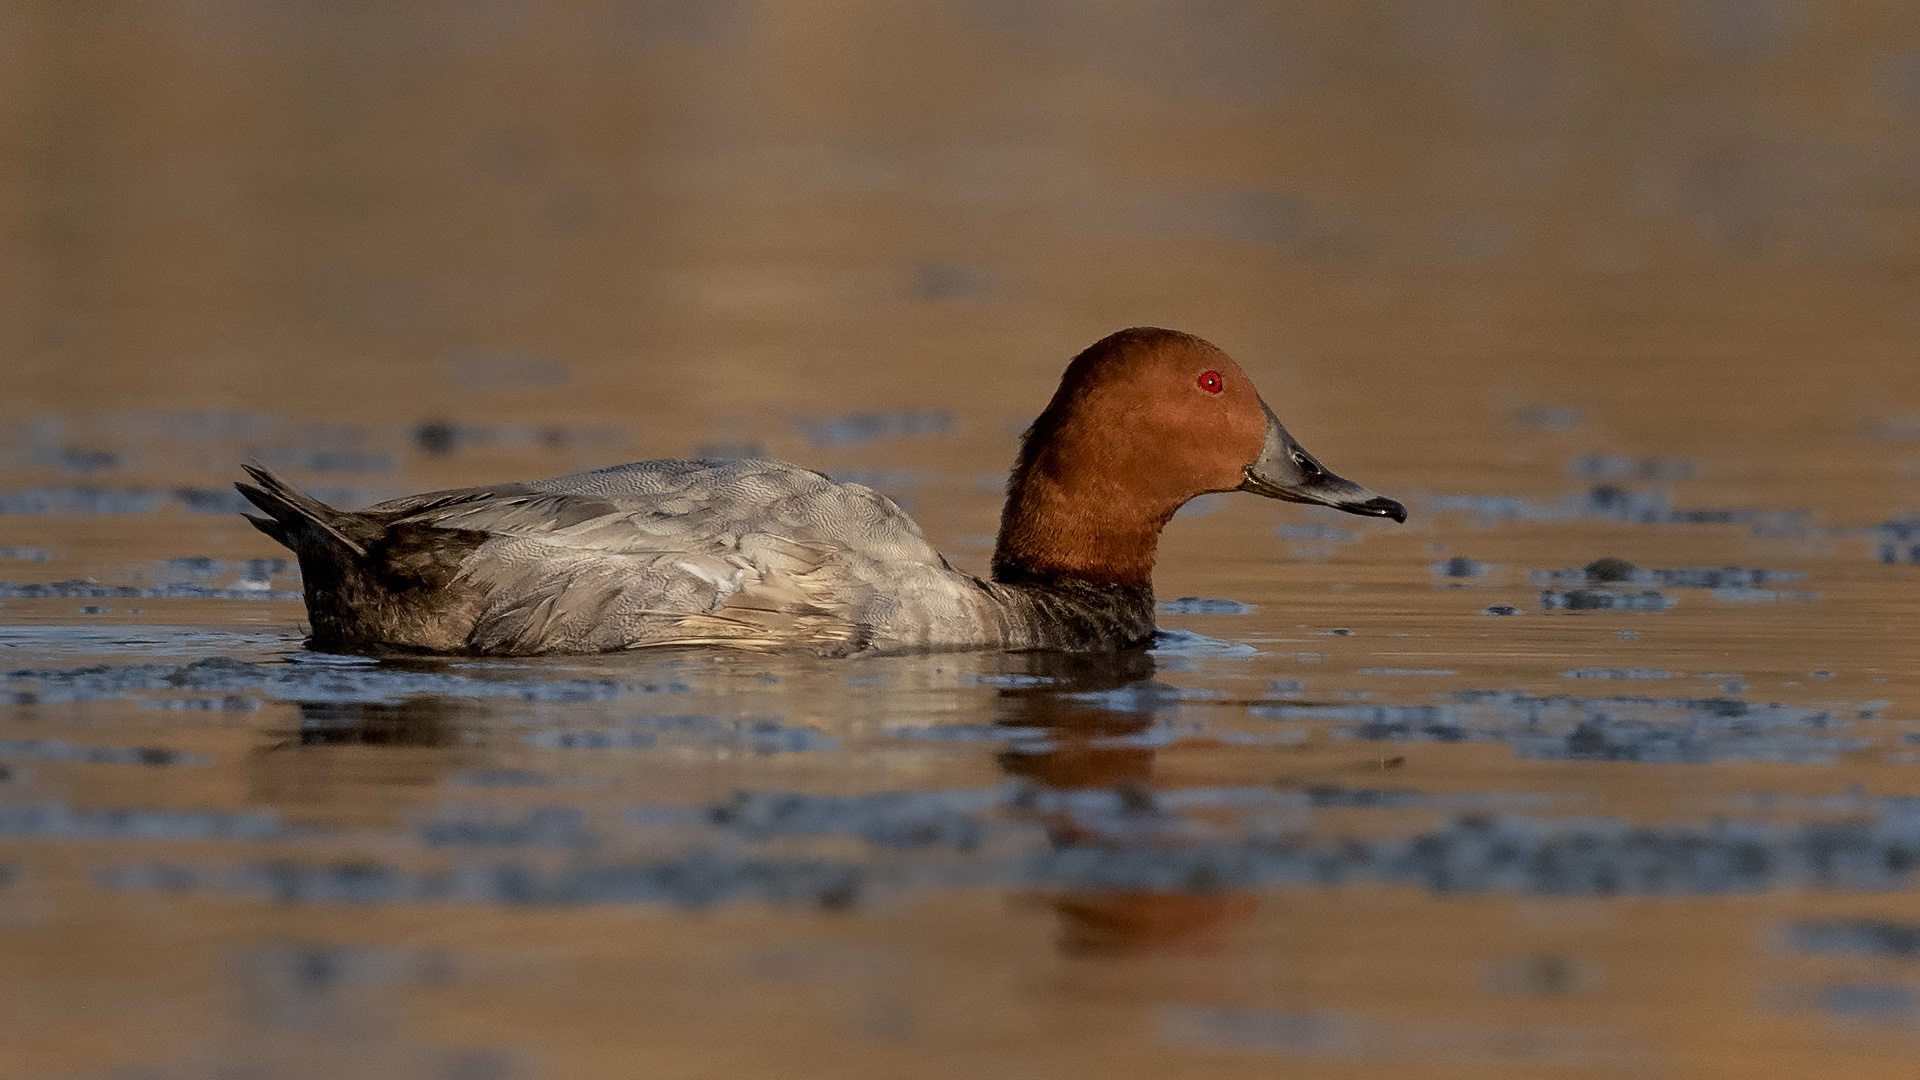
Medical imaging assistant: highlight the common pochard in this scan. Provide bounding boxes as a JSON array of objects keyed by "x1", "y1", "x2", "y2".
[{"x1": 238, "y1": 328, "x2": 1404, "y2": 656}]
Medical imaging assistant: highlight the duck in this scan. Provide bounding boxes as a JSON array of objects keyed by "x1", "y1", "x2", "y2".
[{"x1": 236, "y1": 327, "x2": 1405, "y2": 657}]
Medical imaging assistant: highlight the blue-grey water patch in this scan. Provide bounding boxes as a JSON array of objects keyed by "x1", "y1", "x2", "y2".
[
  {"x1": 143, "y1": 694, "x2": 262, "y2": 712},
  {"x1": 1429, "y1": 493, "x2": 1572, "y2": 524},
  {"x1": 1276, "y1": 523, "x2": 1358, "y2": 542},
  {"x1": 1566, "y1": 454, "x2": 1695, "y2": 480},
  {"x1": 1065, "y1": 681, "x2": 1213, "y2": 713},
  {"x1": 1160, "y1": 1004, "x2": 1642, "y2": 1069},
  {"x1": 410, "y1": 420, "x2": 626, "y2": 457},
  {"x1": 794, "y1": 411, "x2": 953, "y2": 447},
  {"x1": 1784, "y1": 918, "x2": 1920, "y2": 958},
  {"x1": 4, "y1": 411, "x2": 408, "y2": 476},
  {"x1": 0, "y1": 488, "x2": 170, "y2": 514},
  {"x1": 0, "y1": 739, "x2": 209, "y2": 766},
  {"x1": 1873, "y1": 515, "x2": 1920, "y2": 564},
  {"x1": 163, "y1": 556, "x2": 282, "y2": 578},
  {"x1": 421, "y1": 806, "x2": 594, "y2": 849},
  {"x1": 1288, "y1": 785, "x2": 1552, "y2": 812},
  {"x1": 31, "y1": 447, "x2": 119, "y2": 472},
  {"x1": 0, "y1": 579, "x2": 304, "y2": 601},
  {"x1": 1539, "y1": 589, "x2": 1675, "y2": 611},
  {"x1": 0, "y1": 625, "x2": 294, "y2": 660},
  {"x1": 882, "y1": 723, "x2": 1048, "y2": 744},
  {"x1": 239, "y1": 941, "x2": 458, "y2": 1019},
  {"x1": 1789, "y1": 984, "x2": 1919, "y2": 1022},
  {"x1": 1711, "y1": 587, "x2": 1820, "y2": 603},
  {"x1": 523, "y1": 729, "x2": 659, "y2": 750},
  {"x1": 410, "y1": 783, "x2": 1541, "y2": 871},
  {"x1": 4, "y1": 656, "x2": 688, "y2": 707},
  {"x1": 959, "y1": 673, "x2": 1054, "y2": 688},
  {"x1": 1774, "y1": 910, "x2": 1920, "y2": 953},
  {"x1": 1431, "y1": 487, "x2": 1812, "y2": 537},
  {"x1": 1158, "y1": 597, "x2": 1255, "y2": 615},
  {"x1": 700, "y1": 788, "x2": 1005, "y2": 849},
  {"x1": 1149, "y1": 629, "x2": 1258, "y2": 657},
  {"x1": 0, "y1": 485, "x2": 393, "y2": 516},
  {"x1": 448, "y1": 768, "x2": 556, "y2": 788},
  {"x1": 92, "y1": 799, "x2": 1920, "y2": 908},
  {"x1": 1, "y1": 802, "x2": 290, "y2": 841},
  {"x1": 526, "y1": 714, "x2": 838, "y2": 754},
  {"x1": 1255, "y1": 690, "x2": 1862, "y2": 765},
  {"x1": 249, "y1": 446, "x2": 397, "y2": 473},
  {"x1": 1532, "y1": 562, "x2": 1805, "y2": 589},
  {"x1": 1432, "y1": 557, "x2": 1488, "y2": 578}
]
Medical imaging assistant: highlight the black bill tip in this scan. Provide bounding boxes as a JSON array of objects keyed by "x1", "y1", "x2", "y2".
[{"x1": 1353, "y1": 496, "x2": 1408, "y2": 524}]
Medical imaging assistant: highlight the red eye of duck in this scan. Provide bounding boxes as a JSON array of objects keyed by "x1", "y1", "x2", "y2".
[{"x1": 1197, "y1": 370, "x2": 1223, "y2": 394}]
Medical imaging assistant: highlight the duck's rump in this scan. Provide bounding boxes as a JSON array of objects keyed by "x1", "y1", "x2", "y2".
[{"x1": 239, "y1": 459, "x2": 998, "y2": 656}]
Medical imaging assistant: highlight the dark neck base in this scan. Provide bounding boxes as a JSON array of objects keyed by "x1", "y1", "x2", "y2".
[{"x1": 982, "y1": 567, "x2": 1157, "y2": 653}]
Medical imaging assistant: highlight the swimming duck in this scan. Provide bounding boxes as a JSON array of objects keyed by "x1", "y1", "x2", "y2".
[{"x1": 237, "y1": 327, "x2": 1404, "y2": 656}]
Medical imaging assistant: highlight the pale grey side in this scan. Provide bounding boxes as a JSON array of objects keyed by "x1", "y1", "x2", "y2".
[{"x1": 431, "y1": 459, "x2": 1010, "y2": 654}]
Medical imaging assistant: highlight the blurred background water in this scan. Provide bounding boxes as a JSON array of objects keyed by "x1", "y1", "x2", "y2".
[{"x1": 2, "y1": 2, "x2": 1919, "y2": 1077}]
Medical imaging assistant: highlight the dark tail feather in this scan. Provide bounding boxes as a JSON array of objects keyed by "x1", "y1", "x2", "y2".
[
  {"x1": 242, "y1": 512, "x2": 289, "y2": 546},
  {"x1": 235, "y1": 464, "x2": 368, "y2": 557}
]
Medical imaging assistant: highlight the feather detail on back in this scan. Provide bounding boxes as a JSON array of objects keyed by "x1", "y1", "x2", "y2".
[{"x1": 424, "y1": 460, "x2": 926, "y2": 653}]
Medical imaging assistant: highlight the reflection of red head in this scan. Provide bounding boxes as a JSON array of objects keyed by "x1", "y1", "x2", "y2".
[
  {"x1": 994, "y1": 649, "x2": 1157, "y2": 790},
  {"x1": 998, "y1": 743, "x2": 1154, "y2": 791},
  {"x1": 989, "y1": 649, "x2": 1258, "y2": 955},
  {"x1": 1053, "y1": 890, "x2": 1259, "y2": 956}
]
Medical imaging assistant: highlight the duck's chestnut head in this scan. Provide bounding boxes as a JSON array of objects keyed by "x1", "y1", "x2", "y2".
[{"x1": 994, "y1": 327, "x2": 1403, "y2": 587}]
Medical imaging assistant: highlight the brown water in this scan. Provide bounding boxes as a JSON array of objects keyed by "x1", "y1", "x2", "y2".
[{"x1": 5, "y1": 4, "x2": 1920, "y2": 1078}]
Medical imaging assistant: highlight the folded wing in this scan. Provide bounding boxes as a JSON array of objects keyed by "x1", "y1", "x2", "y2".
[{"x1": 379, "y1": 459, "x2": 956, "y2": 654}]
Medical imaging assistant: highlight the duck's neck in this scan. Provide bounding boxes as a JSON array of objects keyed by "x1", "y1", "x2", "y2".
[
  {"x1": 980, "y1": 573, "x2": 1158, "y2": 652},
  {"x1": 990, "y1": 455, "x2": 1181, "y2": 590}
]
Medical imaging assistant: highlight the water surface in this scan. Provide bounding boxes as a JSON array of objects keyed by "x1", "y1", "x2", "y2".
[{"x1": 6, "y1": 4, "x2": 1920, "y2": 1078}]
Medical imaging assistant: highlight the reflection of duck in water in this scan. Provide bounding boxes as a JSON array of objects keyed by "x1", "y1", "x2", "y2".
[
  {"x1": 251, "y1": 670, "x2": 476, "y2": 828},
  {"x1": 237, "y1": 328, "x2": 1401, "y2": 656},
  {"x1": 992, "y1": 650, "x2": 1257, "y2": 956}
]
